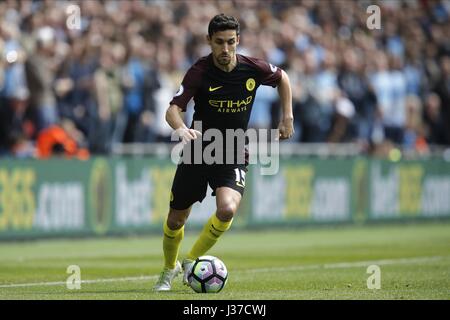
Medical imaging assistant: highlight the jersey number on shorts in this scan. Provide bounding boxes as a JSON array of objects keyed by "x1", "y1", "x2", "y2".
[{"x1": 234, "y1": 168, "x2": 246, "y2": 188}]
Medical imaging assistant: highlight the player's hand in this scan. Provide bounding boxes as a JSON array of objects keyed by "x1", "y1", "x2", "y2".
[
  {"x1": 277, "y1": 117, "x2": 294, "y2": 140},
  {"x1": 175, "y1": 128, "x2": 202, "y2": 144}
]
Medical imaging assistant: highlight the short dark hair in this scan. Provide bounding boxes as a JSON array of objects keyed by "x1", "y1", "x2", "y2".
[{"x1": 208, "y1": 14, "x2": 240, "y2": 37}]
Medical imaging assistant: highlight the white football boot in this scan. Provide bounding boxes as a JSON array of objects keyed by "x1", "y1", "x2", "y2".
[
  {"x1": 182, "y1": 258, "x2": 194, "y2": 286},
  {"x1": 153, "y1": 261, "x2": 182, "y2": 292}
]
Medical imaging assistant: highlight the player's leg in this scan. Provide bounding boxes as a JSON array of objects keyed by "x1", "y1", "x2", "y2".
[
  {"x1": 163, "y1": 206, "x2": 192, "y2": 270},
  {"x1": 186, "y1": 187, "x2": 241, "y2": 261},
  {"x1": 182, "y1": 187, "x2": 241, "y2": 284},
  {"x1": 182, "y1": 165, "x2": 246, "y2": 284},
  {"x1": 154, "y1": 164, "x2": 207, "y2": 291},
  {"x1": 154, "y1": 206, "x2": 191, "y2": 292}
]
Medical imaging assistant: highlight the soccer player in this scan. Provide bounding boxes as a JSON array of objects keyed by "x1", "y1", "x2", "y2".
[{"x1": 154, "y1": 14, "x2": 294, "y2": 291}]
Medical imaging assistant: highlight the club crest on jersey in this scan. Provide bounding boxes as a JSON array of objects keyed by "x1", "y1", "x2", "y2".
[{"x1": 246, "y1": 78, "x2": 256, "y2": 91}]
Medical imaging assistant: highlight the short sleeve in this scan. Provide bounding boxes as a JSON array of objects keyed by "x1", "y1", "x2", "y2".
[
  {"x1": 241, "y1": 56, "x2": 282, "y2": 87},
  {"x1": 169, "y1": 62, "x2": 205, "y2": 111},
  {"x1": 259, "y1": 61, "x2": 282, "y2": 87}
]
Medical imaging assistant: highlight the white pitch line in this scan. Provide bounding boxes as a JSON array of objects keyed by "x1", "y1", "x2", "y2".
[
  {"x1": 0, "y1": 255, "x2": 447, "y2": 289},
  {"x1": 0, "y1": 275, "x2": 159, "y2": 289},
  {"x1": 244, "y1": 255, "x2": 448, "y2": 273}
]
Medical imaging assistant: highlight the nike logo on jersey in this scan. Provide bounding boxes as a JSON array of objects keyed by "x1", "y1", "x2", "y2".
[
  {"x1": 209, "y1": 85, "x2": 223, "y2": 92},
  {"x1": 269, "y1": 63, "x2": 277, "y2": 73}
]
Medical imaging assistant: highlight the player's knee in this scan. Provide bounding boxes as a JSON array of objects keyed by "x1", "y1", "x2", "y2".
[
  {"x1": 216, "y1": 203, "x2": 236, "y2": 221},
  {"x1": 167, "y1": 215, "x2": 186, "y2": 230},
  {"x1": 167, "y1": 218, "x2": 185, "y2": 230}
]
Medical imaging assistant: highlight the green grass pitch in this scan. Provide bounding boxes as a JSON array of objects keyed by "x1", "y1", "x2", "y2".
[{"x1": 0, "y1": 222, "x2": 449, "y2": 300}]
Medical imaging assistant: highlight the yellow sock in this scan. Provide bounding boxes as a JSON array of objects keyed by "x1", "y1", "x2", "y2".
[
  {"x1": 186, "y1": 213, "x2": 233, "y2": 260},
  {"x1": 163, "y1": 219, "x2": 184, "y2": 269}
]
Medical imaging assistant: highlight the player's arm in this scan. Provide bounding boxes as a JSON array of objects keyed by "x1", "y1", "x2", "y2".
[
  {"x1": 167, "y1": 60, "x2": 206, "y2": 143},
  {"x1": 166, "y1": 104, "x2": 201, "y2": 143},
  {"x1": 277, "y1": 70, "x2": 294, "y2": 140}
]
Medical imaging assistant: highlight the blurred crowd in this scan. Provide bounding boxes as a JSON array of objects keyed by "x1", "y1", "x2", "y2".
[{"x1": 0, "y1": 0, "x2": 449, "y2": 159}]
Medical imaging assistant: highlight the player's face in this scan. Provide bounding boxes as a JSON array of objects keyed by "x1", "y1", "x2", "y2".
[{"x1": 208, "y1": 30, "x2": 239, "y2": 66}]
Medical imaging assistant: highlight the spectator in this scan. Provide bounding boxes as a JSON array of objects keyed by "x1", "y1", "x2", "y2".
[
  {"x1": 25, "y1": 26, "x2": 59, "y2": 131},
  {"x1": 328, "y1": 90, "x2": 356, "y2": 143},
  {"x1": 338, "y1": 48, "x2": 378, "y2": 144},
  {"x1": 36, "y1": 119, "x2": 89, "y2": 160},
  {"x1": 423, "y1": 93, "x2": 448, "y2": 145},
  {"x1": 434, "y1": 56, "x2": 450, "y2": 143},
  {"x1": 63, "y1": 35, "x2": 98, "y2": 143},
  {"x1": 295, "y1": 49, "x2": 329, "y2": 142},
  {"x1": 134, "y1": 42, "x2": 161, "y2": 143},
  {"x1": 91, "y1": 42, "x2": 124, "y2": 153},
  {"x1": 120, "y1": 35, "x2": 148, "y2": 143},
  {"x1": 403, "y1": 95, "x2": 429, "y2": 154},
  {"x1": 0, "y1": 23, "x2": 32, "y2": 155},
  {"x1": 369, "y1": 53, "x2": 407, "y2": 145}
]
